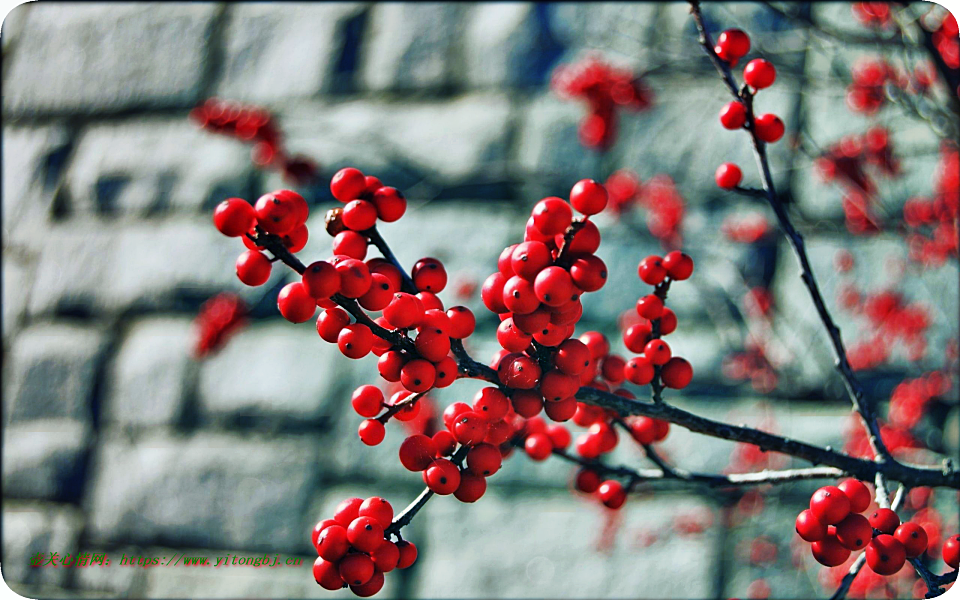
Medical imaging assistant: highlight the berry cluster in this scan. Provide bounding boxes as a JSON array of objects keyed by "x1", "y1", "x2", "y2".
[
  {"x1": 712, "y1": 29, "x2": 785, "y2": 189},
  {"x1": 311, "y1": 497, "x2": 416, "y2": 596},
  {"x1": 797, "y1": 480, "x2": 959, "y2": 578},
  {"x1": 551, "y1": 54, "x2": 654, "y2": 150},
  {"x1": 929, "y1": 12, "x2": 959, "y2": 70},
  {"x1": 191, "y1": 292, "x2": 248, "y2": 358},
  {"x1": 815, "y1": 127, "x2": 898, "y2": 200},
  {"x1": 852, "y1": 2, "x2": 893, "y2": 28},
  {"x1": 846, "y1": 58, "x2": 901, "y2": 114},
  {"x1": 600, "y1": 170, "x2": 687, "y2": 247},
  {"x1": 904, "y1": 145, "x2": 959, "y2": 267},
  {"x1": 190, "y1": 98, "x2": 318, "y2": 185}
]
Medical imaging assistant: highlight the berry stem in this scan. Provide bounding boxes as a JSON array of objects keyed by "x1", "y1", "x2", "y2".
[
  {"x1": 554, "y1": 219, "x2": 588, "y2": 268},
  {"x1": 364, "y1": 225, "x2": 418, "y2": 294},
  {"x1": 385, "y1": 444, "x2": 470, "y2": 537}
]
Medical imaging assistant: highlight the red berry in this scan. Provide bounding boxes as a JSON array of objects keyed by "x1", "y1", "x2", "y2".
[
  {"x1": 524, "y1": 433, "x2": 553, "y2": 461},
  {"x1": 372, "y1": 186, "x2": 406, "y2": 222},
  {"x1": 943, "y1": 534, "x2": 960, "y2": 569},
  {"x1": 445, "y1": 306, "x2": 476, "y2": 339},
  {"x1": 338, "y1": 553, "x2": 374, "y2": 586},
  {"x1": 555, "y1": 339, "x2": 591, "y2": 375},
  {"x1": 350, "y1": 569, "x2": 384, "y2": 597},
  {"x1": 213, "y1": 198, "x2": 256, "y2": 237},
  {"x1": 332, "y1": 230, "x2": 368, "y2": 260},
  {"x1": 384, "y1": 292, "x2": 424, "y2": 329},
  {"x1": 716, "y1": 28, "x2": 750, "y2": 60},
  {"x1": 396, "y1": 541, "x2": 418, "y2": 569},
  {"x1": 865, "y1": 534, "x2": 906, "y2": 575},
  {"x1": 481, "y1": 272, "x2": 509, "y2": 313},
  {"x1": 835, "y1": 513, "x2": 873, "y2": 550},
  {"x1": 317, "y1": 307, "x2": 350, "y2": 343},
  {"x1": 347, "y1": 516, "x2": 385, "y2": 553},
  {"x1": 868, "y1": 508, "x2": 900, "y2": 534},
  {"x1": 811, "y1": 486, "x2": 851, "y2": 524},
  {"x1": 534, "y1": 266, "x2": 575, "y2": 307},
  {"x1": 414, "y1": 327, "x2": 450, "y2": 362},
  {"x1": 575, "y1": 469, "x2": 601, "y2": 493},
  {"x1": 338, "y1": 323, "x2": 374, "y2": 359},
  {"x1": 540, "y1": 369, "x2": 580, "y2": 402},
  {"x1": 412, "y1": 259, "x2": 447, "y2": 293},
  {"x1": 278, "y1": 282, "x2": 317, "y2": 323},
  {"x1": 661, "y1": 357, "x2": 693, "y2": 389},
  {"x1": 894, "y1": 523, "x2": 928, "y2": 558},
  {"x1": 624, "y1": 355, "x2": 655, "y2": 385},
  {"x1": 364, "y1": 176, "x2": 383, "y2": 195},
  {"x1": 473, "y1": 388, "x2": 509, "y2": 421},
  {"x1": 719, "y1": 101, "x2": 747, "y2": 130},
  {"x1": 597, "y1": 480, "x2": 626, "y2": 509},
  {"x1": 281, "y1": 223, "x2": 308, "y2": 253},
  {"x1": 433, "y1": 356, "x2": 457, "y2": 388},
  {"x1": 358, "y1": 273, "x2": 396, "y2": 311},
  {"x1": 744, "y1": 59, "x2": 776, "y2": 89},
  {"x1": 498, "y1": 244, "x2": 518, "y2": 276},
  {"x1": 715, "y1": 163, "x2": 743, "y2": 189},
  {"x1": 334, "y1": 258, "x2": 372, "y2": 298},
  {"x1": 358, "y1": 419, "x2": 385, "y2": 445},
  {"x1": 454, "y1": 473, "x2": 487, "y2": 503},
  {"x1": 236, "y1": 250, "x2": 272, "y2": 286},
  {"x1": 303, "y1": 261, "x2": 341, "y2": 299},
  {"x1": 466, "y1": 443, "x2": 502, "y2": 477},
  {"x1": 400, "y1": 359, "x2": 436, "y2": 392},
  {"x1": 511, "y1": 241, "x2": 553, "y2": 281},
  {"x1": 532, "y1": 196, "x2": 573, "y2": 235},
  {"x1": 623, "y1": 323, "x2": 652, "y2": 353},
  {"x1": 754, "y1": 113, "x2": 784, "y2": 143},
  {"x1": 331, "y1": 167, "x2": 366, "y2": 203},
  {"x1": 796, "y1": 509, "x2": 828, "y2": 542},
  {"x1": 275, "y1": 189, "x2": 308, "y2": 224},
  {"x1": 255, "y1": 192, "x2": 299, "y2": 235},
  {"x1": 399, "y1": 434, "x2": 437, "y2": 472},
  {"x1": 453, "y1": 411, "x2": 488, "y2": 446},
  {"x1": 543, "y1": 395, "x2": 577, "y2": 421},
  {"x1": 644, "y1": 339, "x2": 671, "y2": 365},
  {"x1": 569, "y1": 254, "x2": 607, "y2": 292},
  {"x1": 312, "y1": 518, "x2": 338, "y2": 548},
  {"x1": 497, "y1": 318, "x2": 532, "y2": 352},
  {"x1": 511, "y1": 389, "x2": 544, "y2": 418},
  {"x1": 600, "y1": 355, "x2": 625, "y2": 383},
  {"x1": 442, "y1": 402, "x2": 472, "y2": 431},
  {"x1": 546, "y1": 423, "x2": 571, "y2": 449},
  {"x1": 423, "y1": 458, "x2": 461, "y2": 495},
  {"x1": 371, "y1": 540, "x2": 399, "y2": 573},
  {"x1": 503, "y1": 276, "x2": 541, "y2": 314},
  {"x1": 342, "y1": 199, "x2": 378, "y2": 231},
  {"x1": 352, "y1": 385, "x2": 384, "y2": 418},
  {"x1": 316, "y1": 524, "x2": 349, "y2": 561},
  {"x1": 662, "y1": 251, "x2": 694, "y2": 281},
  {"x1": 811, "y1": 536, "x2": 851, "y2": 567},
  {"x1": 333, "y1": 497, "x2": 363, "y2": 526},
  {"x1": 838, "y1": 478, "x2": 872, "y2": 513},
  {"x1": 636, "y1": 294, "x2": 663, "y2": 319},
  {"x1": 629, "y1": 417, "x2": 657, "y2": 445},
  {"x1": 497, "y1": 353, "x2": 541, "y2": 389},
  {"x1": 569, "y1": 179, "x2": 608, "y2": 215},
  {"x1": 637, "y1": 255, "x2": 667, "y2": 285},
  {"x1": 313, "y1": 557, "x2": 345, "y2": 590},
  {"x1": 660, "y1": 308, "x2": 678, "y2": 335},
  {"x1": 368, "y1": 259, "x2": 403, "y2": 291},
  {"x1": 377, "y1": 349, "x2": 405, "y2": 382}
]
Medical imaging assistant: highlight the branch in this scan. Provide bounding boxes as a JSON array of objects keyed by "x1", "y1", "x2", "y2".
[
  {"x1": 364, "y1": 225, "x2": 418, "y2": 294},
  {"x1": 689, "y1": 1, "x2": 895, "y2": 467},
  {"x1": 574, "y1": 385, "x2": 959, "y2": 489}
]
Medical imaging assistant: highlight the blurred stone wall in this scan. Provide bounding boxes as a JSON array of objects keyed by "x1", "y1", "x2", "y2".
[{"x1": 2, "y1": 2, "x2": 957, "y2": 599}]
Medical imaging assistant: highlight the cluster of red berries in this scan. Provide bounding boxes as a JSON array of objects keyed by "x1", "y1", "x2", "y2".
[
  {"x1": 551, "y1": 54, "x2": 654, "y2": 150},
  {"x1": 851, "y1": 2, "x2": 893, "y2": 28},
  {"x1": 833, "y1": 282, "x2": 932, "y2": 369},
  {"x1": 191, "y1": 98, "x2": 317, "y2": 185},
  {"x1": 191, "y1": 292, "x2": 248, "y2": 358},
  {"x1": 721, "y1": 212, "x2": 771, "y2": 244},
  {"x1": 712, "y1": 29, "x2": 785, "y2": 190},
  {"x1": 815, "y1": 127, "x2": 899, "y2": 200},
  {"x1": 846, "y1": 59, "x2": 901, "y2": 114},
  {"x1": 905, "y1": 145, "x2": 959, "y2": 267},
  {"x1": 311, "y1": 497, "x2": 416, "y2": 596},
  {"x1": 600, "y1": 170, "x2": 687, "y2": 247},
  {"x1": 930, "y1": 12, "x2": 959, "y2": 70},
  {"x1": 798, "y1": 480, "x2": 917, "y2": 574},
  {"x1": 886, "y1": 371, "x2": 952, "y2": 430}
]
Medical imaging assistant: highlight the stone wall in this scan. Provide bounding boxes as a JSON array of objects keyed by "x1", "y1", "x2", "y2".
[{"x1": 2, "y1": 2, "x2": 957, "y2": 598}]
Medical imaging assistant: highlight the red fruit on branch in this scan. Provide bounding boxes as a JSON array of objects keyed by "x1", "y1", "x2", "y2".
[
  {"x1": 660, "y1": 357, "x2": 693, "y2": 389},
  {"x1": 869, "y1": 508, "x2": 901, "y2": 534},
  {"x1": 715, "y1": 28, "x2": 751, "y2": 61},
  {"x1": 810, "y1": 486, "x2": 851, "y2": 524},
  {"x1": 865, "y1": 534, "x2": 906, "y2": 575},
  {"x1": 743, "y1": 59, "x2": 776, "y2": 89},
  {"x1": 796, "y1": 509, "x2": 828, "y2": 542},
  {"x1": 754, "y1": 113, "x2": 785, "y2": 143},
  {"x1": 719, "y1": 101, "x2": 747, "y2": 129},
  {"x1": 894, "y1": 522, "x2": 928, "y2": 558},
  {"x1": 837, "y1": 478, "x2": 872, "y2": 513},
  {"x1": 214, "y1": 198, "x2": 257, "y2": 237},
  {"x1": 715, "y1": 163, "x2": 743, "y2": 189},
  {"x1": 331, "y1": 168, "x2": 367, "y2": 203}
]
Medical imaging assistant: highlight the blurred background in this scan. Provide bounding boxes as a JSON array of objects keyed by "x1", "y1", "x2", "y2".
[{"x1": 2, "y1": 2, "x2": 958, "y2": 599}]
